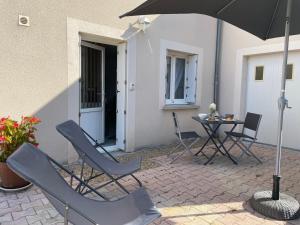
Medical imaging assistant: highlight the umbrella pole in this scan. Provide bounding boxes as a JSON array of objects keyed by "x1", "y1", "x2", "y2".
[
  {"x1": 249, "y1": 0, "x2": 299, "y2": 219},
  {"x1": 272, "y1": 0, "x2": 292, "y2": 201}
]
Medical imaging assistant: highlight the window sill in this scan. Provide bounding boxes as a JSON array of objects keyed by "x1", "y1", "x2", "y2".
[{"x1": 162, "y1": 104, "x2": 200, "y2": 110}]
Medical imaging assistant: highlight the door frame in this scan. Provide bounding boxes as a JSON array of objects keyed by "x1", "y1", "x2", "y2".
[
  {"x1": 80, "y1": 41, "x2": 105, "y2": 143},
  {"x1": 233, "y1": 41, "x2": 300, "y2": 122},
  {"x1": 67, "y1": 18, "x2": 130, "y2": 161}
]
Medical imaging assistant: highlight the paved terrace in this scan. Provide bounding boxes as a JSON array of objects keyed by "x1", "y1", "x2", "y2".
[{"x1": 0, "y1": 143, "x2": 300, "y2": 225}]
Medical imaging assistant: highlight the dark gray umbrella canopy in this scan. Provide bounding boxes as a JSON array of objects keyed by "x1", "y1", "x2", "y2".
[{"x1": 120, "y1": 0, "x2": 300, "y2": 40}]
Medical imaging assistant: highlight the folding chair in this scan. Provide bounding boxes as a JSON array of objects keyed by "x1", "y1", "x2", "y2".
[
  {"x1": 169, "y1": 112, "x2": 206, "y2": 163},
  {"x1": 7, "y1": 143, "x2": 161, "y2": 225},
  {"x1": 56, "y1": 120, "x2": 142, "y2": 196},
  {"x1": 225, "y1": 112, "x2": 263, "y2": 163}
]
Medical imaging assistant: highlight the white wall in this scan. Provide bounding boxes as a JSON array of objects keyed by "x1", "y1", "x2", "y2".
[
  {"x1": 0, "y1": 0, "x2": 152, "y2": 162},
  {"x1": 130, "y1": 14, "x2": 217, "y2": 149},
  {"x1": 220, "y1": 22, "x2": 300, "y2": 120}
]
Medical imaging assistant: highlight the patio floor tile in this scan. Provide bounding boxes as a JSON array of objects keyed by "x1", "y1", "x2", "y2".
[{"x1": 1, "y1": 142, "x2": 300, "y2": 224}]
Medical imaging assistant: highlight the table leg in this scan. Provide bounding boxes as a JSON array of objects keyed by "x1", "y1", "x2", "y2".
[
  {"x1": 204, "y1": 148, "x2": 219, "y2": 165},
  {"x1": 194, "y1": 123, "x2": 216, "y2": 156},
  {"x1": 220, "y1": 124, "x2": 237, "y2": 147},
  {"x1": 206, "y1": 125, "x2": 238, "y2": 165},
  {"x1": 201, "y1": 124, "x2": 230, "y2": 165},
  {"x1": 194, "y1": 136, "x2": 211, "y2": 156},
  {"x1": 216, "y1": 137, "x2": 238, "y2": 165}
]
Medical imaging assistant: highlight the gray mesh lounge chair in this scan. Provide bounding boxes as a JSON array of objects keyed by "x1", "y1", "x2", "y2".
[
  {"x1": 225, "y1": 112, "x2": 263, "y2": 163},
  {"x1": 169, "y1": 112, "x2": 207, "y2": 163},
  {"x1": 56, "y1": 120, "x2": 142, "y2": 196},
  {"x1": 7, "y1": 143, "x2": 161, "y2": 225}
]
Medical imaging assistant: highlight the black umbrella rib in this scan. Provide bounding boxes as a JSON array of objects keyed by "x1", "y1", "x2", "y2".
[
  {"x1": 265, "y1": 0, "x2": 281, "y2": 40},
  {"x1": 217, "y1": 0, "x2": 239, "y2": 15}
]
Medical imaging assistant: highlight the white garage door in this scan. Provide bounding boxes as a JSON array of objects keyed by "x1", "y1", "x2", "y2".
[{"x1": 246, "y1": 52, "x2": 300, "y2": 150}]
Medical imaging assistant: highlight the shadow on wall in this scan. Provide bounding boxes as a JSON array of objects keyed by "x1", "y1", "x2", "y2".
[
  {"x1": 33, "y1": 82, "x2": 74, "y2": 164},
  {"x1": 1, "y1": 21, "x2": 152, "y2": 164}
]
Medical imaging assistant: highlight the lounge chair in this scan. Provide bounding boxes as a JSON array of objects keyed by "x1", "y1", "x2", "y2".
[
  {"x1": 56, "y1": 120, "x2": 142, "y2": 196},
  {"x1": 7, "y1": 143, "x2": 161, "y2": 225},
  {"x1": 56, "y1": 120, "x2": 142, "y2": 195}
]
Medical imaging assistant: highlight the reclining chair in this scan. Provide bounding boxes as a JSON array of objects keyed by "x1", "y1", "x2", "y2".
[
  {"x1": 56, "y1": 120, "x2": 142, "y2": 196},
  {"x1": 7, "y1": 143, "x2": 160, "y2": 225}
]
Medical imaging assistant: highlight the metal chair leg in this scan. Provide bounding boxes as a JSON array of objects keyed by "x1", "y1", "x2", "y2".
[
  {"x1": 170, "y1": 149, "x2": 187, "y2": 164},
  {"x1": 113, "y1": 178, "x2": 130, "y2": 194},
  {"x1": 189, "y1": 138, "x2": 209, "y2": 159},
  {"x1": 64, "y1": 205, "x2": 69, "y2": 225},
  {"x1": 75, "y1": 155, "x2": 86, "y2": 193},
  {"x1": 226, "y1": 137, "x2": 239, "y2": 153},
  {"x1": 236, "y1": 141, "x2": 250, "y2": 158},
  {"x1": 187, "y1": 139, "x2": 198, "y2": 155},
  {"x1": 80, "y1": 168, "x2": 95, "y2": 194},
  {"x1": 227, "y1": 136, "x2": 251, "y2": 157},
  {"x1": 170, "y1": 141, "x2": 189, "y2": 163},
  {"x1": 131, "y1": 174, "x2": 142, "y2": 187},
  {"x1": 239, "y1": 141, "x2": 262, "y2": 163},
  {"x1": 168, "y1": 142, "x2": 182, "y2": 157}
]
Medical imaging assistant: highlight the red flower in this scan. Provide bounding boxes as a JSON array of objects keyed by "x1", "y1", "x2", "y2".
[
  {"x1": 0, "y1": 125, "x2": 5, "y2": 130},
  {"x1": 0, "y1": 136, "x2": 6, "y2": 142},
  {"x1": 30, "y1": 117, "x2": 41, "y2": 124},
  {"x1": 22, "y1": 116, "x2": 41, "y2": 124},
  {"x1": 13, "y1": 122, "x2": 19, "y2": 128},
  {"x1": 0, "y1": 117, "x2": 9, "y2": 124},
  {"x1": 22, "y1": 116, "x2": 30, "y2": 121}
]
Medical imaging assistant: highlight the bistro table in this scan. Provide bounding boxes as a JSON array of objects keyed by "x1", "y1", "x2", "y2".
[{"x1": 192, "y1": 116, "x2": 244, "y2": 165}]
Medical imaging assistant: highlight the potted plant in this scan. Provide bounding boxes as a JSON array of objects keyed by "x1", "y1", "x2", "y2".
[{"x1": 0, "y1": 116, "x2": 41, "y2": 189}]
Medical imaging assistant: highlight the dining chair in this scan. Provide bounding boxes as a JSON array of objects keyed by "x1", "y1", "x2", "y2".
[
  {"x1": 168, "y1": 112, "x2": 205, "y2": 163},
  {"x1": 225, "y1": 112, "x2": 263, "y2": 163}
]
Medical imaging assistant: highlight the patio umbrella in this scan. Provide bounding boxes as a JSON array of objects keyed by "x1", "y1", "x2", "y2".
[{"x1": 120, "y1": 0, "x2": 300, "y2": 220}]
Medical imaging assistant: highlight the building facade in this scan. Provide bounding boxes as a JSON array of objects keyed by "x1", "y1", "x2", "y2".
[{"x1": 0, "y1": 1, "x2": 217, "y2": 162}]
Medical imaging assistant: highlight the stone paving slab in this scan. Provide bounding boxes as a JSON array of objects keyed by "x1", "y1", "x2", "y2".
[{"x1": 0, "y1": 143, "x2": 300, "y2": 224}]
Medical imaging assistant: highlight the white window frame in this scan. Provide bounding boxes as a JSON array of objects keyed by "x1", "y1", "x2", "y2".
[
  {"x1": 165, "y1": 51, "x2": 188, "y2": 105},
  {"x1": 160, "y1": 40, "x2": 203, "y2": 109}
]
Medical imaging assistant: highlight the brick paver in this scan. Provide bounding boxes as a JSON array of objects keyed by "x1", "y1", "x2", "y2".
[{"x1": 0, "y1": 143, "x2": 300, "y2": 224}]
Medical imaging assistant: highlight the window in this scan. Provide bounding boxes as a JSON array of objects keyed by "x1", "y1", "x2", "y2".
[
  {"x1": 286, "y1": 64, "x2": 293, "y2": 80},
  {"x1": 165, "y1": 50, "x2": 198, "y2": 105},
  {"x1": 255, "y1": 66, "x2": 264, "y2": 81},
  {"x1": 166, "y1": 56, "x2": 171, "y2": 99}
]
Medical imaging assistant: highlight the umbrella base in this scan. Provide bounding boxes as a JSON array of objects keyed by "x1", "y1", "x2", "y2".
[{"x1": 250, "y1": 191, "x2": 300, "y2": 220}]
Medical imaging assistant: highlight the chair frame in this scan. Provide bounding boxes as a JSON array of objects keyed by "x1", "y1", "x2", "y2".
[
  {"x1": 226, "y1": 112, "x2": 262, "y2": 163},
  {"x1": 169, "y1": 112, "x2": 207, "y2": 163},
  {"x1": 73, "y1": 128, "x2": 142, "y2": 196},
  {"x1": 50, "y1": 156, "x2": 106, "y2": 225},
  {"x1": 9, "y1": 146, "x2": 157, "y2": 225}
]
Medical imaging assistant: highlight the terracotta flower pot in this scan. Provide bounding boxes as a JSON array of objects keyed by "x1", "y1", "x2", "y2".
[{"x1": 0, "y1": 162, "x2": 30, "y2": 189}]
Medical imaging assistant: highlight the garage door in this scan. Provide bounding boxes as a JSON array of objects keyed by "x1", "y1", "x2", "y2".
[{"x1": 246, "y1": 52, "x2": 300, "y2": 150}]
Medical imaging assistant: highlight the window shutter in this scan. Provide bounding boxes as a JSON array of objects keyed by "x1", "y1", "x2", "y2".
[{"x1": 185, "y1": 55, "x2": 198, "y2": 103}]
